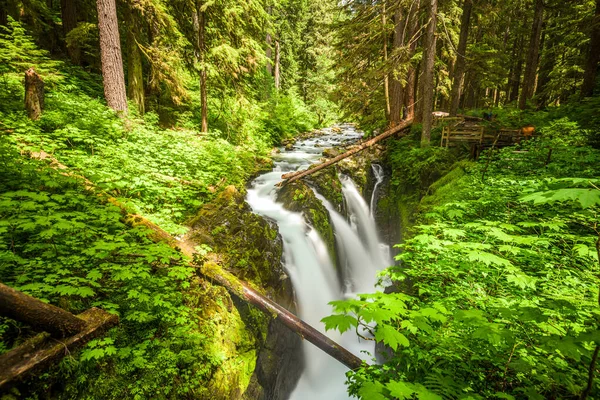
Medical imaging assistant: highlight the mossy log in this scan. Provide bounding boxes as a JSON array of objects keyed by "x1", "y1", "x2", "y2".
[
  {"x1": 0, "y1": 282, "x2": 86, "y2": 338},
  {"x1": 0, "y1": 307, "x2": 118, "y2": 390},
  {"x1": 278, "y1": 119, "x2": 412, "y2": 186},
  {"x1": 24, "y1": 149, "x2": 365, "y2": 371},
  {"x1": 201, "y1": 262, "x2": 364, "y2": 371}
]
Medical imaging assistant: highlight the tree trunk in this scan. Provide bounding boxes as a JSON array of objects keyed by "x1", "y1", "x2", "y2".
[
  {"x1": 414, "y1": 51, "x2": 423, "y2": 123},
  {"x1": 96, "y1": 0, "x2": 128, "y2": 114},
  {"x1": 201, "y1": 263, "x2": 364, "y2": 371},
  {"x1": 274, "y1": 40, "x2": 281, "y2": 90},
  {"x1": 194, "y1": 1, "x2": 208, "y2": 132},
  {"x1": 535, "y1": 22, "x2": 554, "y2": 108},
  {"x1": 0, "y1": 307, "x2": 118, "y2": 390},
  {"x1": 266, "y1": 32, "x2": 273, "y2": 76},
  {"x1": 389, "y1": 6, "x2": 406, "y2": 126},
  {"x1": 60, "y1": 0, "x2": 80, "y2": 64},
  {"x1": 421, "y1": 0, "x2": 437, "y2": 146},
  {"x1": 0, "y1": 282, "x2": 86, "y2": 337},
  {"x1": 382, "y1": 0, "x2": 390, "y2": 123},
  {"x1": 280, "y1": 119, "x2": 413, "y2": 185},
  {"x1": 519, "y1": 0, "x2": 544, "y2": 109},
  {"x1": 581, "y1": 0, "x2": 600, "y2": 97},
  {"x1": 403, "y1": 0, "x2": 420, "y2": 120},
  {"x1": 508, "y1": 34, "x2": 524, "y2": 103},
  {"x1": 126, "y1": 10, "x2": 145, "y2": 115},
  {"x1": 24, "y1": 68, "x2": 44, "y2": 120},
  {"x1": 449, "y1": 0, "x2": 472, "y2": 116},
  {"x1": 0, "y1": 0, "x2": 7, "y2": 26}
]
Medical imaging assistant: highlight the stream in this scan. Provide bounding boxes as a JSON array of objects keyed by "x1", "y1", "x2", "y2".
[{"x1": 246, "y1": 125, "x2": 392, "y2": 399}]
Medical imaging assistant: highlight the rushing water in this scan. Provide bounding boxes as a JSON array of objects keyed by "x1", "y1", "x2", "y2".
[
  {"x1": 370, "y1": 164, "x2": 385, "y2": 217},
  {"x1": 246, "y1": 125, "x2": 391, "y2": 399}
]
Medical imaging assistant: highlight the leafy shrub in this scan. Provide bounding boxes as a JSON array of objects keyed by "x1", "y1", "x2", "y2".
[{"x1": 325, "y1": 134, "x2": 600, "y2": 399}]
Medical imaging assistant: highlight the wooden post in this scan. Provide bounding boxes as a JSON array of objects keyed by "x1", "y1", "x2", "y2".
[
  {"x1": 0, "y1": 282, "x2": 86, "y2": 337},
  {"x1": 24, "y1": 68, "x2": 44, "y2": 120},
  {"x1": 278, "y1": 119, "x2": 412, "y2": 186}
]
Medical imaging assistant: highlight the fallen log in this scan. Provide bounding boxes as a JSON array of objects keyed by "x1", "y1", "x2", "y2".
[
  {"x1": 21, "y1": 148, "x2": 366, "y2": 371},
  {"x1": 0, "y1": 307, "x2": 118, "y2": 390},
  {"x1": 278, "y1": 119, "x2": 412, "y2": 186},
  {"x1": 201, "y1": 262, "x2": 364, "y2": 370},
  {"x1": 0, "y1": 282, "x2": 86, "y2": 338}
]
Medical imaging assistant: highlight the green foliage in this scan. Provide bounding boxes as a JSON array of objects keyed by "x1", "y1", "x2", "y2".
[
  {"x1": 264, "y1": 90, "x2": 319, "y2": 143},
  {"x1": 325, "y1": 126, "x2": 600, "y2": 398},
  {"x1": 0, "y1": 135, "x2": 230, "y2": 398}
]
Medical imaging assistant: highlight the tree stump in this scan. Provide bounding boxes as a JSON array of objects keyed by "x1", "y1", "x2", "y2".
[{"x1": 24, "y1": 68, "x2": 44, "y2": 120}]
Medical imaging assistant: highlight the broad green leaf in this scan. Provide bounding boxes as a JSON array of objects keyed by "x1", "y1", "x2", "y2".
[
  {"x1": 375, "y1": 324, "x2": 409, "y2": 351},
  {"x1": 358, "y1": 381, "x2": 387, "y2": 400},
  {"x1": 386, "y1": 380, "x2": 415, "y2": 399},
  {"x1": 321, "y1": 314, "x2": 357, "y2": 333}
]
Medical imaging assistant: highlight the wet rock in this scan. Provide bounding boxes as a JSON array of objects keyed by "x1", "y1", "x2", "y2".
[
  {"x1": 322, "y1": 147, "x2": 341, "y2": 159},
  {"x1": 285, "y1": 143, "x2": 294, "y2": 151},
  {"x1": 276, "y1": 181, "x2": 337, "y2": 269},
  {"x1": 188, "y1": 185, "x2": 291, "y2": 307}
]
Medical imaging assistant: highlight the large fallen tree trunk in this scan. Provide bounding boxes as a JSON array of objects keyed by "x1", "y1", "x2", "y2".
[
  {"x1": 0, "y1": 307, "x2": 118, "y2": 390},
  {"x1": 201, "y1": 262, "x2": 364, "y2": 370},
  {"x1": 0, "y1": 282, "x2": 86, "y2": 337},
  {"x1": 279, "y1": 119, "x2": 412, "y2": 186}
]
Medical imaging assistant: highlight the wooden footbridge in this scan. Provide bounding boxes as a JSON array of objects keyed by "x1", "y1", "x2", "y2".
[{"x1": 438, "y1": 115, "x2": 534, "y2": 157}]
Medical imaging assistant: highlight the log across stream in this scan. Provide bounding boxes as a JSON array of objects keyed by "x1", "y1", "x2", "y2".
[{"x1": 246, "y1": 124, "x2": 393, "y2": 399}]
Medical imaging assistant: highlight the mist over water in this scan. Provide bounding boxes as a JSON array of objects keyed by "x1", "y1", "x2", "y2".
[{"x1": 246, "y1": 126, "x2": 391, "y2": 399}]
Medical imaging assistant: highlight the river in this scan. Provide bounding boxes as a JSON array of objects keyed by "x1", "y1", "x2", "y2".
[{"x1": 246, "y1": 125, "x2": 391, "y2": 399}]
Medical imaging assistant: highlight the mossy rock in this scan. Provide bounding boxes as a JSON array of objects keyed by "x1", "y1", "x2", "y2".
[
  {"x1": 187, "y1": 186, "x2": 289, "y2": 306},
  {"x1": 306, "y1": 167, "x2": 345, "y2": 211},
  {"x1": 276, "y1": 181, "x2": 337, "y2": 269},
  {"x1": 185, "y1": 276, "x2": 265, "y2": 400}
]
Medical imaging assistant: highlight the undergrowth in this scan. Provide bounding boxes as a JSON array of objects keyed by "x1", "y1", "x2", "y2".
[{"x1": 325, "y1": 113, "x2": 600, "y2": 399}]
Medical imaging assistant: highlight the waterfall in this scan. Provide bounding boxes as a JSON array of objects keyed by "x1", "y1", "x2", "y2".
[
  {"x1": 246, "y1": 125, "x2": 389, "y2": 400},
  {"x1": 340, "y1": 175, "x2": 391, "y2": 271},
  {"x1": 370, "y1": 164, "x2": 385, "y2": 217}
]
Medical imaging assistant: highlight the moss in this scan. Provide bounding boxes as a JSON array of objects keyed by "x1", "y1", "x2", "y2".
[
  {"x1": 276, "y1": 180, "x2": 337, "y2": 268},
  {"x1": 307, "y1": 167, "x2": 344, "y2": 209},
  {"x1": 186, "y1": 277, "x2": 264, "y2": 399},
  {"x1": 187, "y1": 185, "x2": 285, "y2": 297}
]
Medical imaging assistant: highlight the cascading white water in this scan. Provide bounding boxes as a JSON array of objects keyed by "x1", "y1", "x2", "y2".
[
  {"x1": 341, "y1": 176, "x2": 392, "y2": 272},
  {"x1": 246, "y1": 125, "x2": 390, "y2": 399},
  {"x1": 370, "y1": 164, "x2": 385, "y2": 217}
]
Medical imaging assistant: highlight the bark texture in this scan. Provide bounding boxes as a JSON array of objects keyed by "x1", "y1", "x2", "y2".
[
  {"x1": 0, "y1": 0, "x2": 7, "y2": 26},
  {"x1": 0, "y1": 282, "x2": 85, "y2": 337},
  {"x1": 126, "y1": 10, "x2": 145, "y2": 115},
  {"x1": 389, "y1": 6, "x2": 406, "y2": 126},
  {"x1": 194, "y1": 1, "x2": 208, "y2": 132},
  {"x1": 266, "y1": 32, "x2": 273, "y2": 76},
  {"x1": 519, "y1": 0, "x2": 544, "y2": 109},
  {"x1": 449, "y1": 0, "x2": 472, "y2": 116},
  {"x1": 60, "y1": 0, "x2": 80, "y2": 64},
  {"x1": 24, "y1": 68, "x2": 44, "y2": 120},
  {"x1": 201, "y1": 262, "x2": 364, "y2": 371},
  {"x1": 383, "y1": 0, "x2": 390, "y2": 122},
  {"x1": 403, "y1": 0, "x2": 421, "y2": 120},
  {"x1": 274, "y1": 40, "x2": 281, "y2": 90},
  {"x1": 581, "y1": 0, "x2": 600, "y2": 98},
  {"x1": 96, "y1": 0, "x2": 128, "y2": 113},
  {"x1": 0, "y1": 308, "x2": 118, "y2": 390},
  {"x1": 421, "y1": 0, "x2": 438, "y2": 146}
]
